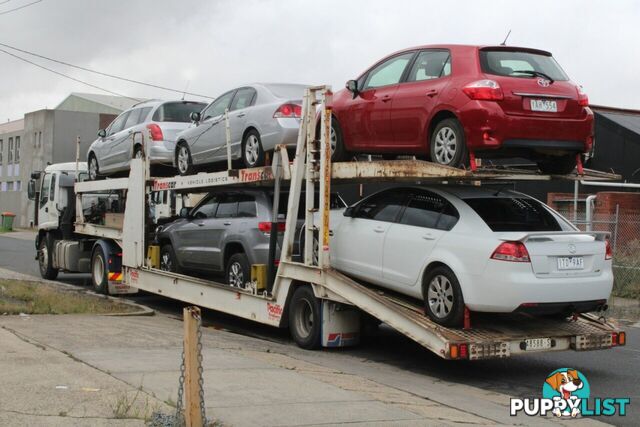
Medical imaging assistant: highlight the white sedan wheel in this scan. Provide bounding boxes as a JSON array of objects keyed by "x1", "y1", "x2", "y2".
[{"x1": 427, "y1": 274, "x2": 454, "y2": 319}]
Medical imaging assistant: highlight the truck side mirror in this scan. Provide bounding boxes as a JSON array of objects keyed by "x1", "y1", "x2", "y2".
[
  {"x1": 346, "y1": 80, "x2": 359, "y2": 98},
  {"x1": 190, "y1": 112, "x2": 201, "y2": 123},
  {"x1": 179, "y1": 207, "x2": 190, "y2": 218},
  {"x1": 27, "y1": 179, "x2": 36, "y2": 200},
  {"x1": 97, "y1": 129, "x2": 107, "y2": 138}
]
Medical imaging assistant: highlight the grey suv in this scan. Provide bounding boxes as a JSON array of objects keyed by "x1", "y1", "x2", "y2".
[{"x1": 156, "y1": 188, "x2": 346, "y2": 288}]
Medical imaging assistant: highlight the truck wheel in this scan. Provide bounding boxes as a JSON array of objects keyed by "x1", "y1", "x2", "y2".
[
  {"x1": 38, "y1": 234, "x2": 58, "y2": 280},
  {"x1": 289, "y1": 285, "x2": 321, "y2": 349},
  {"x1": 226, "y1": 253, "x2": 250, "y2": 289},
  {"x1": 91, "y1": 246, "x2": 109, "y2": 294},
  {"x1": 160, "y1": 244, "x2": 181, "y2": 273},
  {"x1": 423, "y1": 266, "x2": 464, "y2": 327}
]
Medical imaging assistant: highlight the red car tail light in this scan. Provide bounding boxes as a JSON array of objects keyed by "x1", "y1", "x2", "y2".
[
  {"x1": 273, "y1": 103, "x2": 302, "y2": 118},
  {"x1": 491, "y1": 241, "x2": 530, "y2": 262},
  {"x1": 577, "y1": 86, "x2": 589, "y2": 106},
  {"x1": 462, "y1": 80, "x2": 503, "y2": 101},
  {"x1": 605, "y1": 239, "x2": 613, "y2": 260},
  {"x1": 258, "y1": 222, "x2": 286, "y2": 233},
  {"x1": 146, "y1": 123, "x2": 164, "y2": 141}
]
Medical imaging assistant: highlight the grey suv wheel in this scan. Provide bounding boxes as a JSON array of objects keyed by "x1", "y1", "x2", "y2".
[{"x1": 226, "y1": 253, "x2": 250, "y2": 289}]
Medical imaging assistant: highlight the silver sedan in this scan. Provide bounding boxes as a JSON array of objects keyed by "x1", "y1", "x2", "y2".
[{"x1": 174, "y1": 83, "x2": 308, "y2": 174}]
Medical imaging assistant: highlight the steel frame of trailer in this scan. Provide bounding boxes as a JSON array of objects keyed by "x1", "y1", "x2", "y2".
[{"x1": 73, "y1": 86, "x2": 624, "y2": 360}]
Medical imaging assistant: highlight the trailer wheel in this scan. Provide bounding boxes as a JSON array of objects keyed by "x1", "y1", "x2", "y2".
[
  {"x1": 423, "y1": 266, "x2": 464, "y2": 327},
  {"x1": 91, "y1": 246, "x2": 109, "y2": 294},
  {"x1": 38, "y1": 233, "x2": 58, "y2": 280},
  {"x1": 289, "y1": 286, "x2": 321, "y2": 349}
]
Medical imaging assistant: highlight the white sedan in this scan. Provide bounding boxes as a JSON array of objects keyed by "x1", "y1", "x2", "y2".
[{"x1": 327, "y1": 185, "x2": 613, "y2": 326}]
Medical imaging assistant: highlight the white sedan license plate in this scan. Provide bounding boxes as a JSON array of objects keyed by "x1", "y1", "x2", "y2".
[
  {"x1": 525, "y1": 338, "x2": 552, "y2": 350},
  {"x1": 530, "y1": 99, "x2": 558, "y2": 112},
  {"x1": 557, "y1": 256, "x2": 584, "y2": 270}
]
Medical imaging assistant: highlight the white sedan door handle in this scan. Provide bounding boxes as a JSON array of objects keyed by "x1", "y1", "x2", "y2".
[
  {"x1": 422, "y1": 233, "x2": 435, "y2": 240},
  {"x1": 373, "y1": 226, "x2": 385, "y2": 233}
]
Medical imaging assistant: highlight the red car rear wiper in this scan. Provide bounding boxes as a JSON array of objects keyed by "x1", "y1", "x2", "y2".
[{"x1": 512, "y1": 70, "x2": 554, "y2": 83}]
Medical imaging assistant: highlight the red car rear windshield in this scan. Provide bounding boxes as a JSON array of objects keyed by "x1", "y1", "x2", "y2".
[
  {"x1": 479, "y1": 49, "x2": 569, "y2": 81},
  {"x1": 464, "y1": 197, "x2": 564, "y2": 232}
]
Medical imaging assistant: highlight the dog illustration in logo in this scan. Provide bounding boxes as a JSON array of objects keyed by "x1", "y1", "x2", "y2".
[{"x1": 545, "y1": 369, "x2": 583, "y2": 417}]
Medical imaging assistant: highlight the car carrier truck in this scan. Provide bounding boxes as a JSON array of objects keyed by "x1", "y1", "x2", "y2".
[{"x1": 27, "y1": 86, "x2": 627, "y2": 359}]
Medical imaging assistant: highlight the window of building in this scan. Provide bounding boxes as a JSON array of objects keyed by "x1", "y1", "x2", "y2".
[
  {"x1": 0, "y1": 182, "x2": 6, "y2": 192},
  {"x1": 8, "y1": 137, "x2": 13, "y2": 163},
  {"x1": 7, "y1": 181, "x2": 13, "y2": 191},
  {"x1": 14, "y1": 181, "x2": 20, "y2": 191},
  {"x1": 0, "y1": 139, "x2": 3, "y2": 164},
  {"x1": 15, "y1": 136, "x2": 20, "y2": 163},
  {"x1": 38, "y1": 131, "x2": 42, "y2": 148}
]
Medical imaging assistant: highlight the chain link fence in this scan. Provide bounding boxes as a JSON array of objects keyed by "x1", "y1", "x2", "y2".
[{"x1": 558, "y1": 207, "x2": 640, "y2": 299}]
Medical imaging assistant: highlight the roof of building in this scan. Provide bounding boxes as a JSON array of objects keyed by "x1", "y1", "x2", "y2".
[
  {"x1": 592, "y1": 105, "x2": 640, "y2": 136},
  {"x1": 55, "y1": 93, "x2": 147, "y2": 115},
  {"x1": 0, "y1": 118, "x2": 24, "y2": 134}
]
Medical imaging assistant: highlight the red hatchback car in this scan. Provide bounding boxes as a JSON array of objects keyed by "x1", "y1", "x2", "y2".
[{"x1": 329, "y1": 45, "x2": 593, "y2": 174}]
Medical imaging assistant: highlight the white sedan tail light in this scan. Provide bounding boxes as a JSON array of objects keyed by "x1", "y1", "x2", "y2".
[{"x1": 491, "y1": 241, "x2": 531, "y2": 262}]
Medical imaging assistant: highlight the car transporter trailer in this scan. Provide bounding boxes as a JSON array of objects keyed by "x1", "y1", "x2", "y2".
[{"x1": 70, "y1": 85, "x2": 626, "y2": 360}]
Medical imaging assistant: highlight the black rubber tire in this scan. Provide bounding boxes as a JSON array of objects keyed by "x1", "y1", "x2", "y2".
[
  {"x1": 330, "y1": 118, "x2": 348, "y2": 162},
  {"x1": 288, "y1": 285, "x2": 322, "y2": 349},
  {"x1": 422, "y1": 266, "x2": 465, "y2": 327},
  {"x1": 429, "y1": 118, "x2": 469, "y2": 168},
  {"x1": 38, "y1": 233, "x2": 58, "y2": 280},
  {"x1": 175, "y1": 142, "x2": 197, "y2": 176},
  {"x1": 88, "y1": 153, "x2": 101, "y2": 181},
  {"x1": 160, "y1": 244, "x2": 181, "y2": 273},
  {"x1": 226, "y1": 252, "x2": 250, "y2": 289},
  {"x1": 537, "y1": 155, "x2": 577, "y2": 175},
  {"x1": 91, "y1": 246, "x2": 109, "y2": 295},
  {"x1": 242, "y1": 130, "x2": 265, "y2": 168}
]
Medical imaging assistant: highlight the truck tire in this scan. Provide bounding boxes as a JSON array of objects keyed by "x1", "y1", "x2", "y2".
[
  {"x1": 289, "y1": 285, "x2": 322, "y2": 349},
  {"x1": 91, "y1": 246, "x2": 109, "y2": 294},
  {"x1": 226, "y1": 253, "x2": 250, "y2": 289},
  {"x1": 38, "y1": 234, "x2": 58, "y2": 280}
]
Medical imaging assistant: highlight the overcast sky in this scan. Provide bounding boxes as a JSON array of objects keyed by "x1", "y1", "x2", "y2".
[{"x1": 0, "y1": 0, "x2": 638, "y2": 122}]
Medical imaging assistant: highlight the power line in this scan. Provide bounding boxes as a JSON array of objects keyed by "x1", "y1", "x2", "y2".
[
  {"x1": 0, "y1": 0, "x2": 42, "y2": 16},
  {"x1": 0, "y1": 41, "x2": 215, "y2": 99},
  {"x1": 0, "y1": 47, "x2": 142, "y2": 102}
]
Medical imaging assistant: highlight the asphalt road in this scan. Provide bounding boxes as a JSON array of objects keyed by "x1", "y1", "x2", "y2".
[{"x1": 1, "y1": 233, "x2": 638, "y2": 426}]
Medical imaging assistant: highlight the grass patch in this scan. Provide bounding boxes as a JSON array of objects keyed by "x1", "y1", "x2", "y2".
[{"x1": 0, "y1": 279, "x2": 137, "y2": 315}]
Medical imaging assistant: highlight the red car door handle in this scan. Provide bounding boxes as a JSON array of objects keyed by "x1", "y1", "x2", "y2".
[
  {"x1": 426, "y1": 90, "x2": 438, "y2": 97},
  {"x1": 381, "y1": 95, "x2": 392, "y2": 103}
]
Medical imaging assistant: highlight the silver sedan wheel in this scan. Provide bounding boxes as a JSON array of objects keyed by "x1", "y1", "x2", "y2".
[
  {"x1": 427, "y1": 275, "x2": 454, "y2": 319},
  {"x1": 89, "y1": 156, "x2": 98, "y2": 180},
  {"x1": 228, "y1": 261, "x2": 245, "y2": 288},
  {"x1": 433, "y1": 126, "x2": 457, "y2": 164},
  {"x1": 244, "y1": 135, "x2": 260, "y2": 166},
  {"x1": 177, "y1": 146, "x2": 190, "y2": 174}
]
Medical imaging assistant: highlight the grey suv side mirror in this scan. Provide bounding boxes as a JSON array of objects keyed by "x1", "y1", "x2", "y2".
[
  {"x1": 343, "y1": 206, "x2": 355, "y2": 217},
  {"x1": 179, "y1": 207, "x2": 190, "y2": 218},
  {"x1": 97, "y1": 129, "x2": 107, "y2": 138},
  {"x1": 190, "y1": 112, "x2": 201, "y2": 123}
]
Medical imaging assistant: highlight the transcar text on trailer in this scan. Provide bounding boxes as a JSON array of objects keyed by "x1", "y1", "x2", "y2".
[{"x1": 28, "y1": 86, "x2": 626, "y2": 360}]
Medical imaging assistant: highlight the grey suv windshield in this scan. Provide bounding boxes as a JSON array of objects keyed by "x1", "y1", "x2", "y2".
[{"x1": 479, "y1": 50, "x2": 569, "y2": 81}]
